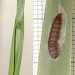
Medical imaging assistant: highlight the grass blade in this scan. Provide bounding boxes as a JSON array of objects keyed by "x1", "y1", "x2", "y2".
[
  {"x1": 8, "y1": 0, "x2": 25, "y2": 75},
  {"x1": 37, "y1": 0, "x2": 72, "y2": 75}
]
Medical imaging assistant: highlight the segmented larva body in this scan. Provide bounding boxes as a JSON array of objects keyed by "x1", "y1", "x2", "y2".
[{"x1": 48, "y1": 13, "x2": 62, "y2": 59}]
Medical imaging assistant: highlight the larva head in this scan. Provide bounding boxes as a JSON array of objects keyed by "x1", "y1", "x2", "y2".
[
  {"x1": 49, "y1": 49, "x2": 59, "y2": 59},
  {"x1": 48, "y1": 43, "x2": 59, "y2": 59}
]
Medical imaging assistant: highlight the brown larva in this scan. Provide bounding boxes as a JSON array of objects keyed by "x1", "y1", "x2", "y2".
[{"x1": 48, "y1": 13, "x2": 62, "y2": 59}]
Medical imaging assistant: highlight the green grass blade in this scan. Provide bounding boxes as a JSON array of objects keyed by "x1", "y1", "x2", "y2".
[
  {"x1": 37, "y1": 0, "x2": 72, "y2": 75},
  {"x1": 8, "y1": 0, "x2": 25, "y2": 75}
]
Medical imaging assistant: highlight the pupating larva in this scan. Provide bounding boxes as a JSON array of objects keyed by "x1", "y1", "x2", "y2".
[{"x1": 48, "y1": 13, "x2": 62, "y2": 59}]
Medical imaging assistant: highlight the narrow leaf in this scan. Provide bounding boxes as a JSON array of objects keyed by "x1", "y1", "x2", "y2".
[
  {"x1": 37, "y1": 0, "x2": 72, "y2": 75},
  {"x1": 8, "y1": 0, "x2": 25, "y2": 75}
]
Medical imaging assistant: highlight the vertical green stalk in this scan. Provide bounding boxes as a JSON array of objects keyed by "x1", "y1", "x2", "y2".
[{"x1": 8, "y1": 0, "x2": 25, "y2": 75}]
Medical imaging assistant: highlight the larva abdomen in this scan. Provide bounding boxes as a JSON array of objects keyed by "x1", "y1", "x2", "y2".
[{"x1": 48, "y1": 13, "x2": 62, "y2": 59}]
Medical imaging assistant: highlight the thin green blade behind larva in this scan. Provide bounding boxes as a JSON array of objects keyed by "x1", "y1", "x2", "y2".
[
  {"x1": 14, "y1": 15, "x2": 24, "y2": 75},
  {"x1": 37, "y1": 0, "x2": 72, "y2": 75},
  {"x1": 8, "y1": 0, "x2": 25, "y2": 75}
]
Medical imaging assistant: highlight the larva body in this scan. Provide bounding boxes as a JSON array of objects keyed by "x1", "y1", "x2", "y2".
[{"x1": 48, "y1": 13, "x2": 62, "y2": 59}]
